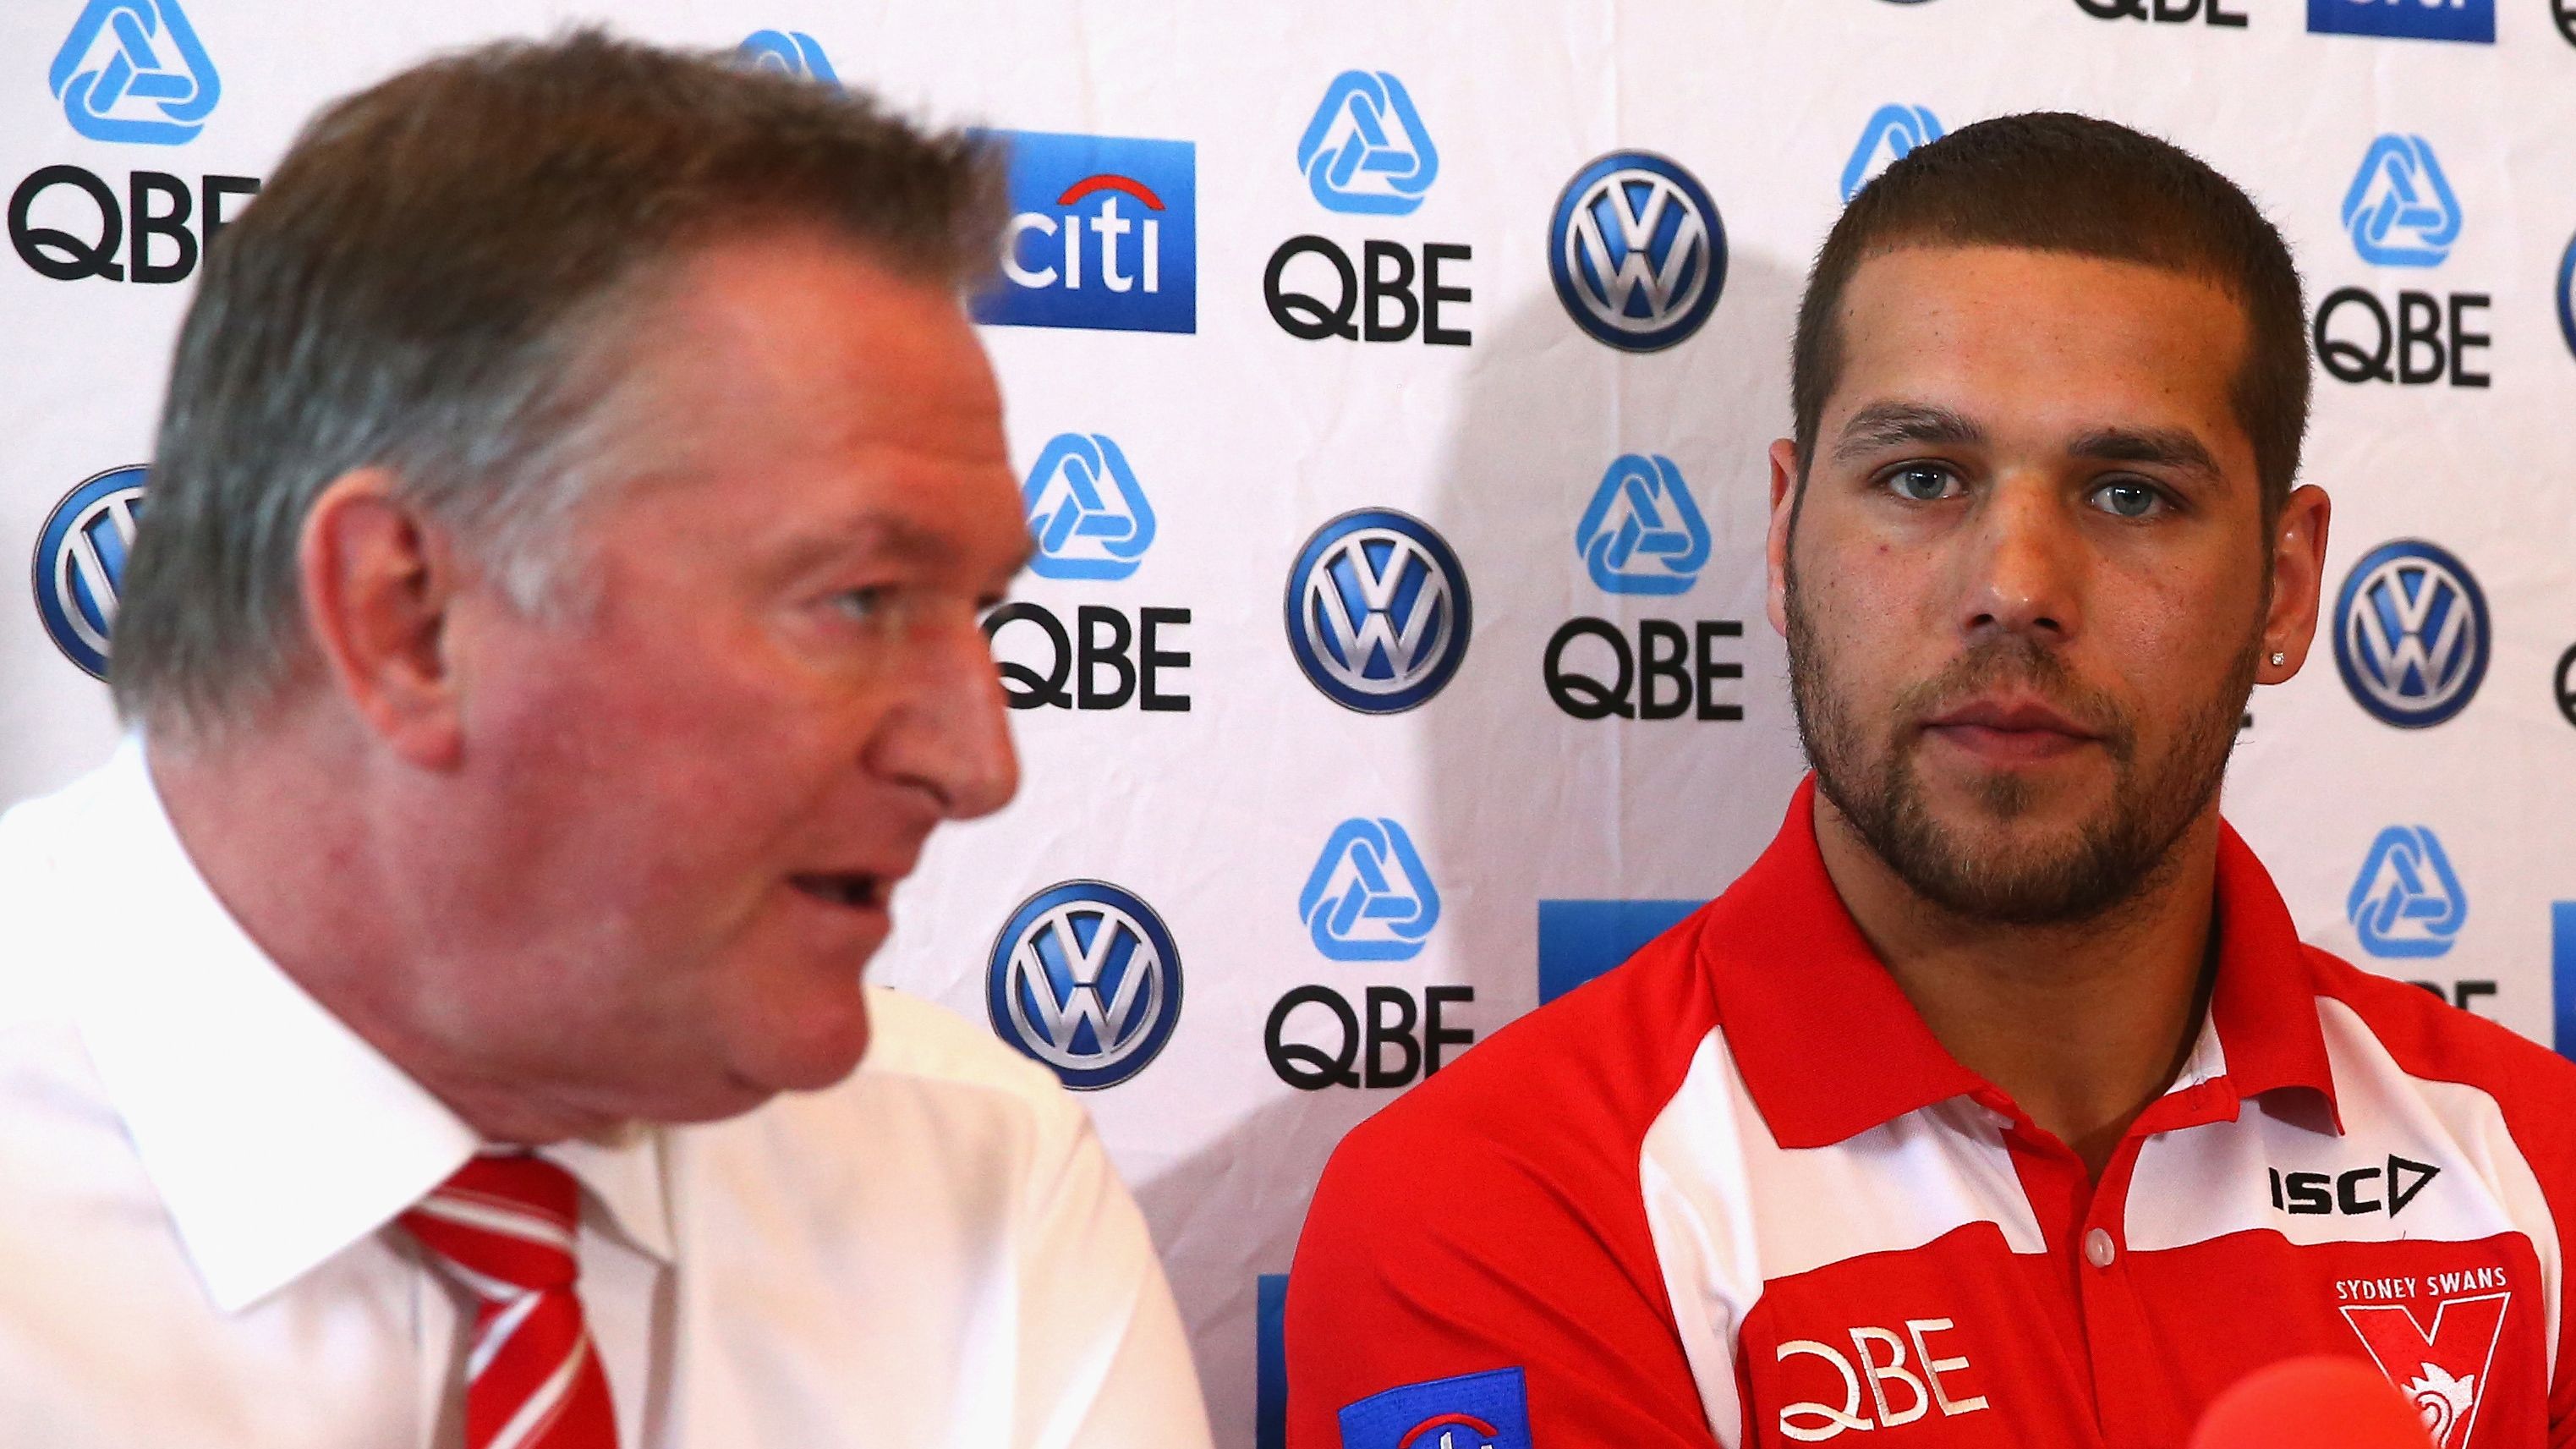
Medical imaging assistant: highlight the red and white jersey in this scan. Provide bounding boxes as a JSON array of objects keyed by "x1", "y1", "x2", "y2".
[{"x1": 1285, "y1": 779, "x2": 2576, "y2": 1449}]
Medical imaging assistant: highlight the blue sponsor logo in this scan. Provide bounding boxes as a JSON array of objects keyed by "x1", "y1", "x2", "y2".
[
  {"x1": 1576, "y1": 454, "x2": 1709, "y2": 596},
  {"x1": 50, "y1": 0, "x2": 219, "y2": 145},
  {"x1": 1256, "y1": 1273, "x2": 1290, "y2": 1449},
  {"x1": 2341, "y1": 135, "x2": 2461, "y2": 268},
  {"x1": 1301, "y1": 818, "x2": 1440, "y2": 963},
  {"x1": 2557, "y1": 230, "x2": 2575, "y2": 365},
  {"x1": 1022, "y1": 434, "x2": 1154, "y2": 581},
  {"x1": 1537, "y1": 899, "x2": 1705, "y2": 1005},
  {"x1": 2349, "y1": 827, "x2": 2466, "y2": 959},
  {"x1": 1550, "y1": 151, "x2": 1727, "y2": 353},
  {"x1": 986, "y1": 881, "x2": 1182, "y2": 1090},
  {"x1": 1340, "y1": 1368, "x2": 1533, "y2": 1449},
  {"x1": 1841, "y1": 104, "x2": 1943, "y2": 202},
  {"x1": 974, "y1": 130, "x2": 1197, "y2": 334},
  {"x1": 2333, "y1": 540, "x2": 2488, "y2": 728},
  {"x1": 733, "y1": 29, "x2": 838, "y2": 83},
  {"x1": 1285, "y1": 509, "x2": 1472, "y2": 714},
  {"x1": 32, "y1": 466, "x2": 146, "y2": 679},
  {"x1": 1297, "y1": 71, "x2": 1438, "y2": 216},
  {"x1": 2554, "y1": 904, "x2": 2576, "y2": 1062},
  {"x1": 2308, "y1": 0, "x2": 2493, "y2": 43}
]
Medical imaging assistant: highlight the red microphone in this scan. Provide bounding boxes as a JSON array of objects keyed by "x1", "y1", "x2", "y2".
[{"x1": 2189, "y1": 1357, "x2": 2435, "y2": 1449}]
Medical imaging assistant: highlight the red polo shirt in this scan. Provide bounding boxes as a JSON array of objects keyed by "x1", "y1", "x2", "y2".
[{"x1": 1285, "y1": 779, "x2": 2576, "y2": 1448}]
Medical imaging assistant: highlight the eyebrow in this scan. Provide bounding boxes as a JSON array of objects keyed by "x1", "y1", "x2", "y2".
[
  {"x1": 2066, "y1": 425, "x2": 2222, "y2": 481},
  {"x1": 773, "y1": 514, "x2": 961, "y2": 579},
  {"x1": 1831, "y1": 403, "x2": 1986, "y2": 463}
]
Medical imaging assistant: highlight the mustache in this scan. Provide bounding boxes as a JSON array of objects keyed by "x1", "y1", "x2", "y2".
[{"x1": 1894, "y1": 639, "x2": 2137, "y2": 761}]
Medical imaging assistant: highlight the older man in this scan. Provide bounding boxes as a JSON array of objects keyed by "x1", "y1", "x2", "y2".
[{"x1": 0, "y1": 32, "x2": 1209, "y2": 1449}]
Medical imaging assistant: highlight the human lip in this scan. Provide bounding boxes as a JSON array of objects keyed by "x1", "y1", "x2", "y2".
[
  {"x1": 1920, "y1": 696, "x2": 2101, "y2": 763},
  {"x1": 787, "y1": 853, "x2": 919, "y2": 917}
]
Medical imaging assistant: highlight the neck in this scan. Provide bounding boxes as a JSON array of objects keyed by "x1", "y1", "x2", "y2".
[
  {"x1": 145, "y1": 721, "x2": 602, "y2": 1145},
  {"x1": 1811, "y1": 789, "x2": 2222, "y2": 1180}
]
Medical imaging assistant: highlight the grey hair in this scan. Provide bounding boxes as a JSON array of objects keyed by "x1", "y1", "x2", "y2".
[{"x1": 110, "y1": 28, "x2": 1004, "y2": 742}]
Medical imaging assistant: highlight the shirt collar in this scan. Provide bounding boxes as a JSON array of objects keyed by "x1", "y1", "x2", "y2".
[
  {"x1": 1699, "y1": 775, "x2": 2339, "y2": 1150},
  {"x1": 63, "y1": 738, "x2": 671, "y2": 1313}
]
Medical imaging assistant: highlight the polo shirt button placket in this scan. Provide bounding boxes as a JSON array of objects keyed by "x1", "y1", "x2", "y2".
[{"x1": 2082, "y1": 1227, "x2": 2116, "y2": 1270}]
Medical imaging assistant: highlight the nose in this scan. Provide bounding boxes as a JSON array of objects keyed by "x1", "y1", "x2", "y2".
[
  {"x1": 868, "y1": 616, "x2": 1020, "y2": 821},
  {"x1": 1959, "y1": 471, "x2": 2084, "y2": 646}
]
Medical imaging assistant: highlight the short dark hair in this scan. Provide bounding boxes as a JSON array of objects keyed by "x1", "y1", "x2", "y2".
[
  {"x1": 113, "y1": 29, "x2": 1003, "y2": 740},
  {"x1": 1790, "y1": 112, "x2": 2308, "y2": 516}
]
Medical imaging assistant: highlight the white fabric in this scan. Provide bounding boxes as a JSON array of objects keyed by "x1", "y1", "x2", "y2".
[
  {"x1": 0, "y1": 741, "x2": 1214, "y2": 1449},
  {"x1": 1638, "y1": 1029, "x2": 2048, "y2": 1446}
]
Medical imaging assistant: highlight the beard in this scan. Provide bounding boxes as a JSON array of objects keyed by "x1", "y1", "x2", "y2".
[{"x1": 1784, "y1": 562, "x2": 2260, "y2": 927}]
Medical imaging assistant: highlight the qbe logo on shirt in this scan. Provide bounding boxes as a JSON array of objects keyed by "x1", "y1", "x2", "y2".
[
  {"x1": 1285, "y1": 509, "x2": 1471, "y2": 714},
  {"x1": 1549, "y1": 151, "x2": 1726, "y2": 353},
  {"x1": 972, "y1": 130, "x2": 1194, "y2": 335},
  {"x1": 986, "y1": 881, "x2": 1181, "y2": 1090},
  {"x1": 2307, "y1": 0, "x2": 2494, "y2": 44},
  {"x1": 50, "y1": 0, "x2": 220, "y2": 145},
  {"x1": 2332, "y1": 540, "x2": 2488, "y2": 728},
  {"x1": 32, "y1": 465, "x2": 146, "y2": 679}
]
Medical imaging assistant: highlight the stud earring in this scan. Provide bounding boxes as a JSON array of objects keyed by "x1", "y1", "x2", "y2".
[{"x1": 2269, "y1": 651, "x2": 2287, "y2": 667}]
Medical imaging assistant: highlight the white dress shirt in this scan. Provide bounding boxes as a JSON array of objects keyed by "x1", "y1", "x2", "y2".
[{"x1": 0, "y1": 741, "x2": 1214, "y2": 1449}]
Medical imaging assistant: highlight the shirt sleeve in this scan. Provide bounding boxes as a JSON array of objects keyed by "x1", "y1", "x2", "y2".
[
  {"x1": 1283, "y1": 1099, "x2": 1724, "y2": 1449},
  {"x1": 1011, "y1": 1096, "x2": 1214, "y2": 1449}
]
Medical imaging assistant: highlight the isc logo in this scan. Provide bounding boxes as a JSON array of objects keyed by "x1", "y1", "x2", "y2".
[{"x1": 973, "y1": 129, "x2": 1196, "y2": 335}]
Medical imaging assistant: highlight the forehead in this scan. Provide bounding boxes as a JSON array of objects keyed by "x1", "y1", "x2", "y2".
[
  {"x1": 1827, "y1": 245, "x2": 2253, "y2": 450},
  {"x1": 586, "y1": 229, "x2": 1021, "y2": 563}
]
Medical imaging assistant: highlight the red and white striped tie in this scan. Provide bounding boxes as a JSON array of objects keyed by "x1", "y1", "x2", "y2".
[{"x1": 401, "y1": 1153, "x2": 619, "y2": 1449}]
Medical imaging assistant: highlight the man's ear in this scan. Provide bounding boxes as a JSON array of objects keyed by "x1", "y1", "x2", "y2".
[
  {"x1": 2258, "y1": 484, "x2": 2332, "y2": 684},
  {"x1": 296, "y1": 469, "x2": 467, "y2": 768},
  {"x1": 1765, "y1": 437, "x2": 1801, "y2": 640}
]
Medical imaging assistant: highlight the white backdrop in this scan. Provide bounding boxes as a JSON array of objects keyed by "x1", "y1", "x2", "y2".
[{"x1": 7, "y1": 3, "x2": 2576, "y2": 1445}]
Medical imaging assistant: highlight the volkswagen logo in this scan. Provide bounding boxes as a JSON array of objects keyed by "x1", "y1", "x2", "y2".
[
  {"x1": 1548, "y1": 151, "x2": 1727, "y2": 353},
  {"x1": 1285, "y1": 508, "x2": 1472, "y2": 714},
  {"x1": 986, "y1": 881, "x2": 1182, "y2": 1090},
  {"x1": 2333, "y1": 540, "x2": 2489, "y2": 730},
  {"x1": 32, "y1": 465, "x2": 146, "y2": 679}
]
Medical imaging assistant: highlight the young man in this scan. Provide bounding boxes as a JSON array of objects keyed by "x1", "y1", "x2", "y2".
[
  {"x1": 1286, "y1": 113, "x2": 2576, "y2": 1448},
  {"x1": 0, "y1": 35, "x2": 1209, "y2": 1449}
]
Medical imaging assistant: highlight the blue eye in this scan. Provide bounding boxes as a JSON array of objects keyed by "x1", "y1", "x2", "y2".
[
  {"x1": 1887, "y1": 464, "x2": 1959, "y2": 502},
  {"x1": 2092, "y1": 481, "x2": 2163, "y2": 519},
  {"x1": 833, "y1": 587, "x2": 890, "y2": 620}
]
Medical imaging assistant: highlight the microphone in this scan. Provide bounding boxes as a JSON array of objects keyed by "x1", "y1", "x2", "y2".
[{"x1": 2189, "y1": 1356, "x2": 2434, "y2": 1449}]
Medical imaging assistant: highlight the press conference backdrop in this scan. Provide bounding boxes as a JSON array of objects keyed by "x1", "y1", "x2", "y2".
[{"x1": 8, "y1": 0, "x2": 2576, "y2": 1441}]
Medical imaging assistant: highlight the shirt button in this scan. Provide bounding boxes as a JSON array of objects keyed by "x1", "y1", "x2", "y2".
[{"x1": 2084, "y1": 1228, "x2": 2117, "y2": 1268}]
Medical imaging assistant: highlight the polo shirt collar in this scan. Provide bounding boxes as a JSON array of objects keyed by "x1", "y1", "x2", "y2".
[
  {"x1": 63, "y1": 738, "x2": 671, "y2": 1314},
  {"x1": 1701, "y1": 775, "x2": 2339, "y2": 1150}
]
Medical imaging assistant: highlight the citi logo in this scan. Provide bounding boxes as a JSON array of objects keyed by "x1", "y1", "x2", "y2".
[
  {"x1": 973, "y1": 130, "x2": 1196, "y2": 335},
  {"x1": 2270, "y1": 1155, "x2": 2441, "y2": 1216},
  {"x1": 50, "y1": 0, "x2": 219, "y2": 145},
  {"x1": 733, "y1": 30, "x2": 836, "y2": 83},
  {"x1": 2308, "y1": 0, "x2": 2495, "y2": 44}
]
